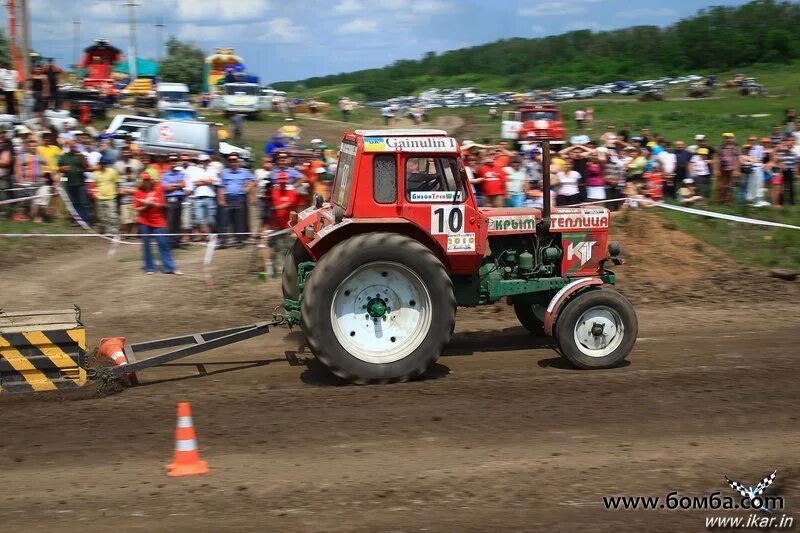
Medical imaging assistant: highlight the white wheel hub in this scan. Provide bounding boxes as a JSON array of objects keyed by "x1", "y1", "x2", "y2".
[
  {"x1": 573, "y1": 305, "x2": 624, "y2": 358},
  {"x1": 331, "y1": 262, "x2": 432, "y2": 364}
]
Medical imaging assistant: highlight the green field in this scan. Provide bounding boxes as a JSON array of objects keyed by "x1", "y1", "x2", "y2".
[
  {"x1": 658, "y1": 204, "x2": 800, "y2": 271},
  {"x1": 0, "y1": 219, "x2": 79, "y2": 254},
  {"x1": 273, "y1": 61, "x2": 800, "y2": 148}
]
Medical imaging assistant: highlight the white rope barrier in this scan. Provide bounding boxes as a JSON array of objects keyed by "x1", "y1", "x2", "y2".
[{"x1": 650, "y1": 201, "x2": 800, "y2": 230}]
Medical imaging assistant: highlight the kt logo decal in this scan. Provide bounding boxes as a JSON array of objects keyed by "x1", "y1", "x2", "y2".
[{"x1": 567, "y1": 240, "x2": 597, "y2": 266}]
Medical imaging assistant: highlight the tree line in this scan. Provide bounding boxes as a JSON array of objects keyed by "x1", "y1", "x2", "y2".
[{"x1": 273, "y1": 0, "x2": 800, "y2": 100}]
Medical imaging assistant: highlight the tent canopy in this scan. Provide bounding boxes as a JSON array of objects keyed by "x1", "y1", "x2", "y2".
[{"x1": 114, "y1": 57, "x2": 159, "y2": 78}]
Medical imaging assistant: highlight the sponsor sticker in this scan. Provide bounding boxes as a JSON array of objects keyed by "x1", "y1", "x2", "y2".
[
  {"x1": 297, "y1": 206, "x2": 316, "y2": 221},
  {"x1": 316, "y1": 218, "x2": 353, "y2": 239},
  {"x1": 339, "y1": 142, "x2": 357, "y2": 156},
  {"x1": 158, "y1": 124, "x2": 173, "y2": 141},
  {"x1": 488, "y1": 215, "x2": 537, "y2": 232},
  {"x1": 364, "y1": 136, "x2": 458, "y2": 153},
  {"x1": 551, "y1": 212, "x2": 609, "y2": 231},
  {"x1": 409, "y1": 191, "x2": 462, "y2": 202},
  {"x1": 566, "y1": 240, "x2": 597, "y2": 266},
  {"x1": 446, "y1": 232, "x2": 476, "y2": 252}
]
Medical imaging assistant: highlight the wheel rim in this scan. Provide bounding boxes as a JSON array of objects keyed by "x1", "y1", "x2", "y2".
[
  {"x1": 331, "y1": 261, "x2": 432, "y2": 364},
  {"x1": 573, "y1": 305, "x2": 624, "y2": 358}
]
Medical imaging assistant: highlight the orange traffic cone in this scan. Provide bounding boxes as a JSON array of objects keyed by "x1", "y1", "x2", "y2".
[
  {"x1": 98, "y1": 337, "x2": 128, "y2": 366},
  {"x1": 167, "y1": 402, "x2": 209, "y2": 477}
]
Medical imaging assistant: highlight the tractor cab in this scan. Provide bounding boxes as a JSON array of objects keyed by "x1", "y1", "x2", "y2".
[{"x1": 291, "y1": 129, "x2": 488, "y2": 274}]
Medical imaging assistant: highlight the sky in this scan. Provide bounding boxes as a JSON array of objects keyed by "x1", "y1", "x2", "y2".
[{"x1": 4, "y1": 0, "x2": 754, "y2": 84}]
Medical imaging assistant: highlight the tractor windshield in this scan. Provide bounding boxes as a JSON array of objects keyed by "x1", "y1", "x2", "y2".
[
  {"x1": 159, "y1": 91, "x2": 189, "y2": 102},
  {"x1": 224, "y1": 84, "x2": 258, "y2": 96},
  {"x1": 405, "y1": 156, "x2": 465, "y2": 201},
  {"x1": 332, "y1": 142, "x2": 357, "y2": 208},
  {"x1": 521, "y1": 110, "x2": 558, "y2": 121}
]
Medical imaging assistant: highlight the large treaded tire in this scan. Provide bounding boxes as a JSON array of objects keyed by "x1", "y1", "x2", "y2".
[
  {"x1": 556, "y1": 287, "x2": 638, "y2": 369},
  {"x1": 282, "y1": 240, "x2": 311, "y2": 300},
  {"x1": 301, "y1": 232, "x2": 455, "y2": 384},
  {"x1": 513, "y1": 302, "x2": 546, "y2": 336}
]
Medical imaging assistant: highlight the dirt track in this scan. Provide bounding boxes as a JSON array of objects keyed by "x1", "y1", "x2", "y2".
[{"x1": 2, "y1": 214, "x2": 799, "y2": 532}]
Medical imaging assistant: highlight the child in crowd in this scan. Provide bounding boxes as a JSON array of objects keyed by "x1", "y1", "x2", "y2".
[
  {"x1": 620, "y1": 180, "x2": 652, "y2": 210},
  {"x1": 118, "y1": 164, "x2": 139, "y2": 237},
  {"x1": 31, "y1": 172, "x2": 54, "y2": 223},
  {"x1": 771, "y1": 166, "x2": 784, "y2": 207},
  {"x1": 677, "y1": 178, "x2": 703, "y2": 206},
  {"x1": 525, "y1": 182, "x2": 544, "y2": 208},
  {"x1": 643, "y1": 170, "x2": 664, "y2": 200}
]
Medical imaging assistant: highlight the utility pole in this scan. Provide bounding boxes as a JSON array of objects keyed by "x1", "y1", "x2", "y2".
[
  {"x1": 123, "y1": 1, "x2": 139, "y2": 79},
  {"x1": 155, "y1": 17, "x2": 164, "y2": 61},
  {"x1": 19, "y1": 0, "x2": 30, "y2": 80},
  {"x1": 6, "y1": 0, "x2": 22, "y2": 76},
  {"x1": 72, "y1": 19, "x2": 81, "y2": 71}
]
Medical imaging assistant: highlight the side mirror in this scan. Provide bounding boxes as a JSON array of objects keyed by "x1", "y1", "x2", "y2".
[{"x1": 333, "y1": 205, "x2": 344, "y2": 224}]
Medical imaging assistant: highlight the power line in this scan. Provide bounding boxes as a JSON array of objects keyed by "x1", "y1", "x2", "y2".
[
  {"x1": 122, "y1": 1, "x2": 138, "y2": 78},
  {"x1": 19, "y1": 0, "x2": 29, "y2": 78},
  {"x1": 155, "y1": 16, "x2": 164, "y2": 61},
  {"x1": 72, "y1": 19, "x2": 81, "y2": 70}
]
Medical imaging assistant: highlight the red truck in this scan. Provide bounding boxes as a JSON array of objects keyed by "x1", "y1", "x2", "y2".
[{"x1": 501, "y1": 103, "x2": 566, "y2": 145}]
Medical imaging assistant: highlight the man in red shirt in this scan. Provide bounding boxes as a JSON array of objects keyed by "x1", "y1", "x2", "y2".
[
  {"x1": 479, "y1": 156, "x2": 507, "y2": 207},
  {"x1": 133, "y1": 174, "x2": 181, "y2": 275},
  {"x1": 493, "y1": 143, "x2": 512, "y2": 170},
  {"x1": 269, "y1": 172, "x2": 298, "y2": 275}
]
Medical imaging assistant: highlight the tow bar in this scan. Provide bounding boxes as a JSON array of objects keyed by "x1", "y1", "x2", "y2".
[
  {"x1": 104, "y1": 320, "x2": 281, "y2": 384},
  {"x1": 1, "y1": 306, "x2": 299, "y2": 393}
]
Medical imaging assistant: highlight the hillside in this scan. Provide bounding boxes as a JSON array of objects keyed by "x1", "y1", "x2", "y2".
[{"x1": 273, "y1": 0, "x2": 800, "y2": 100}]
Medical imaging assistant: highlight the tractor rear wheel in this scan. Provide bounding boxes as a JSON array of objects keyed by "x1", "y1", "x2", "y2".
[
  {"x1": 555, "y1": 287, "x2": 637, "y2": 369},
  {"x1": 301, "y1": 232, "x2": 455, "y2": 384},
  {"x1": 513, "y1": 302, "x2": 546, "y2": 336},
  {"x1": 282, "y1": 239, "x2": 311, "y2": 301}
]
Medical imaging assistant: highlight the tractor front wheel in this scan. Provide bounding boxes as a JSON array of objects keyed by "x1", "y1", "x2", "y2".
[
  {"x1": 555, "y1": 287, "x2": 637, "y2": 369},
  {"x1": 282, "y1": 239, "x2": 311, "y2": 301},
  {"x1": 513, "y1": 302, "x2": 546, "y2": 336},
  {"x1": 301, "y1": 232, "x2": 455, "y2": 384}
]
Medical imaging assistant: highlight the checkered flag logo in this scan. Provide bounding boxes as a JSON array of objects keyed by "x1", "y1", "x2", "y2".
[{"x1": 725, "y1": 470, "x2": 777, "y2": 499}]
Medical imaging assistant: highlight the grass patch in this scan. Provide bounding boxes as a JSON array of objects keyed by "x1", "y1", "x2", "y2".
[
  {"x1": 275, "y1": 61, "x2": 800, "y2": 144},
  {"x1": 658, "y1": 203, "x2": 800, "y2": 271},
  {"x1": 0, "y1": 218, "x2": 80, "y2": 255}
]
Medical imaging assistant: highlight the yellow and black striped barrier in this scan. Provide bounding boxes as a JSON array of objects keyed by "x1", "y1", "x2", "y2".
[{"x1": 0, "y1": 309, "x2": 88, "y2": 393}]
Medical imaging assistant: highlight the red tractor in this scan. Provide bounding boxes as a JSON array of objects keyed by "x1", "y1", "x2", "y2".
[
  {"x1": 502, "y1": 103, "x2": 566, "y2": 145},
  {"x1": 79, "y1": 39, "x2": 123, "y2": 93},
  {"x1": 283, "y1": 129, "x2": 636, "y2": 384}
]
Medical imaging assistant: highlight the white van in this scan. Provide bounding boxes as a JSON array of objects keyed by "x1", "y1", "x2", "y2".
[
  {"x1": 221, "y1": 82, "x2": 262, "y2": 118},
  {"x1": 156, "y1": 83, "x2": 193, "y2": 118},
  {"x1": 259, "y1": 88, "x2": 285, "y2": 112}
]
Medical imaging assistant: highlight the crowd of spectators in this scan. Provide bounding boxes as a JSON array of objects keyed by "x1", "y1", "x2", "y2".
[
  {"x1": 463, "y1": 109, "x2": 800, "y2": 211},
  {"x1": 1, "y1": 59, "x2": 63, "y2": 124},
  {"x1": 0, "y1": 122, "x2": 335, "y2": 276},
  {"x1": 2, "y1": 102, "x2": 798, "y2": 277}
]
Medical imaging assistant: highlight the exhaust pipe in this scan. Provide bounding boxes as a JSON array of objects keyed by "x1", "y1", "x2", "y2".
[{"x1": 539, "y1": 139, "x2": 551, "y2": 233}]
